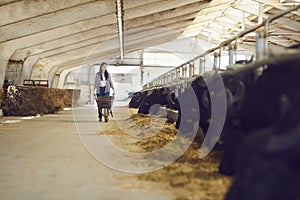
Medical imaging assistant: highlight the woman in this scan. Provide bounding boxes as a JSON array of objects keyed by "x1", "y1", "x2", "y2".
[{"x1": 94, "y1": 62, "x2": 114, "y2": 121}]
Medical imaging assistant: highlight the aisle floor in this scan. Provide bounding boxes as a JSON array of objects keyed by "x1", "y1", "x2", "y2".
[{"x1": 0, "y1": 106, "x2": 174, "y2": 200}]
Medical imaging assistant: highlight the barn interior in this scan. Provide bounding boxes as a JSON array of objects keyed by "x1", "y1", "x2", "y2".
[{"x1": 1, "y1": 0, "x2": 300, "y2": 200}]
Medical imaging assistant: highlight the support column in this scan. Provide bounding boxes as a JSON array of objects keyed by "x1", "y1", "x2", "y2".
[
  {"x1": 256, "y1": 30, "x2": 267, "y2": 61},
  {"x1": 52, "y1": 74, "x2": 60, "y2": 88},
  {"x1": 0, "y1": 46, "x2": 15, "y2": 88},
  {"x1": 116, "y1": 0, "x2": 124, "y2": 60},
  {"x1": 171, "y1": 71, "x2": 175, "y2": 82},
  {"x1": 88, "y1": 65, "x2": 94, "y2": 104},
  {"x1": 140, "y1": 66, "x2": 144, "y2": 86},
  {"x1": 140, "y1": 50, "x2": 144, "y2": 86},
  {"x1": 199, "y1": 57, "x2": 205, "y2": 74},
  {"x1": 189, "y1": 63, "x2": 194, "y2": 77},
  {"x1": 182, "y1": 65, "x2": 187, "y2": 77},
  {"x1": 20, "y1": 57, "x2": 39, "y2": 85},
  {"x1": 213, "y1": 52, "x2": 219, "y2": 71},
  {"x1": 258, "y1": 3, "x2": 264, "y2": 24},
  {"x1": 176, "y1": 68, "x2": 180, "y2": 80},
  {"x1": 228, "y1": 43, "x2": 234, "y2": 65}
]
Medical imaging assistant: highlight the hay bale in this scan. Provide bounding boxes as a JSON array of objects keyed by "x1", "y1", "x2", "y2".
[
  {"x1": 65, "y1": 89, "x2": 81, "y2": 107},
  {"x1": 2, "y1": 86, "x2": 69, "y2": 116}
]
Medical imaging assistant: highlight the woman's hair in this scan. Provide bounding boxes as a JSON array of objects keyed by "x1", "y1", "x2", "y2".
[{"x1": 100, "y1": 62, "x2": 109, "y2": 80}]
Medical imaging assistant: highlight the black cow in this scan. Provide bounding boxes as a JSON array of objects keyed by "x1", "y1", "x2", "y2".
[
  {"x1": 175, "y1": 76, "x2": 209, "y2": 133},
  {"x1": 175, "y1": 66, "x2": 256, "y2": 136},
  {"x1": 138, "y1": 87, "x2": 174, "y2": 114},
  {"x1": 219, "y1": 54, "x2": 300, "y2": 175},
  {"x1": 226, "y1": 100, "x2": 300, "y2": 200},
  {"x1": 235, "y1": 54, "x2": 254, "y2": 64},
  {"x1": 165, "y1": 89, "x2": 180, "y2": 111},
  {"x1": 128, "y1": 91, "x2": 148, "y2": 108}
]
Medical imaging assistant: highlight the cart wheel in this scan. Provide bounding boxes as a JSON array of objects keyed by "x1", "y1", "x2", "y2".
[
  {"x1": 103, "y1": 108, "x2": 109, "y2": 122},
  {"x1": 104, "y1": 116, "x2": 108, "y2": 122}
]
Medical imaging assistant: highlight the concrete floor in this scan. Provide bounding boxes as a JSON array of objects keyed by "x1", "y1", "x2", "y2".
[{"x1": 0, "y1": 107, "x2": 174, "y2": 200}]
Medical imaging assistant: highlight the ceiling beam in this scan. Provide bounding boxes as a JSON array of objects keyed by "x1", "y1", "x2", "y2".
[
  {"x1": 8, "y1": 0, "x2": 209, "y2": 62},
  {"x1": 124, "y1": 0, "x2": 208, "y2": 20},
  {"x1": 268, "y1": 36, "x2": 298, "y2": 47},
  {"x1": 269, "y1": 27, "x2": 300, "y2": 42},
  {"x1": 0, "y1": 1, "x2": 114, "y2": 43},
  {"x1": 10, "y1": 24, "x2": 118, "y2": 61},
  {"x1": 0, "y1": 0, "x2": 100, "y2": 26},
  {"x1": 0, "y1": 0, "x2": 169, "y2": 46},
  {"x1": 11, "y1": 1, "x2": 211, "y2": 62},
  {"x1": 231, "y1": 4, "x2": 269, "y2": 18},
  {"x1": 31, "y1": 23, "x2": 201, "y2": 79},
  {"x1": 123, "y1": 0, "x2": 162, "y2": 9},
  {"x1": 0, "y1": 0, "x2": 18, "y2": 6},
  {"x1": 252, "y1": 0, "x2": 295, "y2": 10},
  {"x1": 124, "y1": 1, "x2": 209, "y2": 29},
  {"x1": 41, "y1": 25, "x2": 191, "y2": 64},
  {"x1": 222, "y1": 11, "x2": 257, "y2": 27},
  {"x1": 31, "y1": 27, "x2": 184, "y2": 79},
  {"x1": 11, "y1": 13, "x2": 199, "y2": 62}
]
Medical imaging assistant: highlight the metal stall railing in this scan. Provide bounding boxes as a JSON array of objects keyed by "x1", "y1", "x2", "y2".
[{"x1": 142, "y1": 5, "x2": 299, "y2": 90}]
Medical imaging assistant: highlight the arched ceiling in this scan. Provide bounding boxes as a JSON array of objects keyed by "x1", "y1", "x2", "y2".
[{"x1": 0, "y1": 0, "x2": 299, "y2": 88}]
